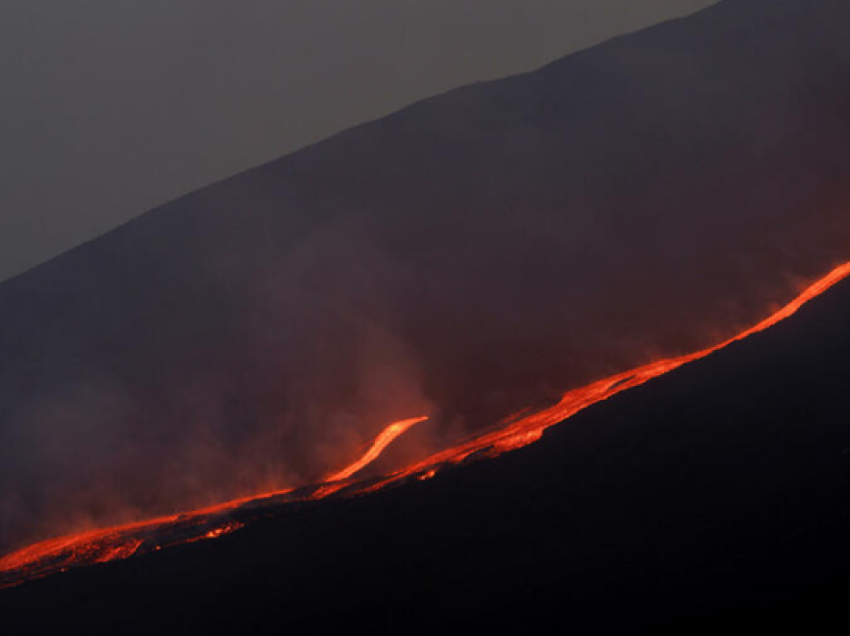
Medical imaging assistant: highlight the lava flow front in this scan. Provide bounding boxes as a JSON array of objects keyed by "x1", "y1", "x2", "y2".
[{"x1": 3, "y1": 261, "x2": 850, "y2": 589}]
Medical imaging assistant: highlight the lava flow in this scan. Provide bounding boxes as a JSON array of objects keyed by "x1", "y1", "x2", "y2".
[
  {"x1": 3, "y1": 261, "x2": 850, "y2": 589},
  {"x1": 328, "y1": 416, "x2": 430, "y2": 481},
  {"x1": 0, "y1": 415, "x2": 429, "y2": 589}
]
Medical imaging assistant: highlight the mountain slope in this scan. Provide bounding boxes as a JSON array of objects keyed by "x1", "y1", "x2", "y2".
[
  {"x1": 3, "y1": 196, "x2": 850, "y2": 634},
  {"x1": 2, "y1": 0, "x2": 850, "y2": 551}
]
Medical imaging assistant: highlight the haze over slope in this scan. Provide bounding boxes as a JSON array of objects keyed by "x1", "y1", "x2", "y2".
[
  {"x1": 1, "y1": 0, "x2": 849, "y2": 551},
  {"x1": 5, "y1": 162, "x2": 850, "y2": 635}
]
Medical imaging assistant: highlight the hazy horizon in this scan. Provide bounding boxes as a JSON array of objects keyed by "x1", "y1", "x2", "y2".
[{"x1": 0, "y1": 0, "x2": 719, "y2": 282}]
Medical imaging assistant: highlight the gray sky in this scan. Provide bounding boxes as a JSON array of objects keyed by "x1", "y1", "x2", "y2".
[{"x1": 0, "y1": 0, "x2": 718, "y2": 282}]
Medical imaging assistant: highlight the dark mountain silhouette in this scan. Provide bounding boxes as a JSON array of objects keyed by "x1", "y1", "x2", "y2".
[
  {"x1": 3, "y1": 180, "x2": 850, "y2": 635},
  {"x1": 2, "y1": 0, "x2": 850, "y2": 553}
]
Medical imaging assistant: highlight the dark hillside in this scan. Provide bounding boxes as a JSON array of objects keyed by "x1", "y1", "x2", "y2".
[
  {"x1": 2, "y1": 0, "x2": 849, "y2": 555},
  {"x1": 4, "y1": 195, "x2": 850, "y2": 635}
]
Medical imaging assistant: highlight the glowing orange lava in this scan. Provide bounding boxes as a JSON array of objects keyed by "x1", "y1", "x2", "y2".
[
  {"x1": 0, "y1": 415, "x2": 427, "y2": 588},
  {"x1": 328, "y1": 416, "x2": 430, "y2": 481},
  {"x1": 3, "y1": 261, "x2": 850, "y2": 589}
]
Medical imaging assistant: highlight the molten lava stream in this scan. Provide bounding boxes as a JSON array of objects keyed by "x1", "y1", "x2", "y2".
[
  {"x1": 3, "y1": 261, "x2": 850, "y2": 589},
  {"x1": 0, "y1": 415, "x2": 430, "y2": 589},
  {"x1": 320, "y1": 260, "x2": 850, "y2": 492},
  {"x1": 328, "y1": 416, "x2": 430, "y2": 482}
]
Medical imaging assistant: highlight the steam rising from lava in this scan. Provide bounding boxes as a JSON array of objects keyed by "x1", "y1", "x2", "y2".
[{"x1": 3, "y1": 260, "x2": 850, "y2": 589}]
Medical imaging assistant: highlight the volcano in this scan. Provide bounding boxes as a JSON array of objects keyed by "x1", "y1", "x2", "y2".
[
  {"x1": 2, "y1": 0, "x2": 850, "y2": 551},
  {"x1": 2, "y1": 0, "x2": 850, "y2": 631}
]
